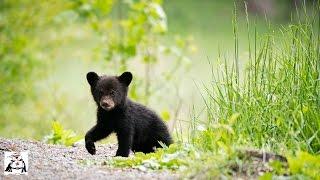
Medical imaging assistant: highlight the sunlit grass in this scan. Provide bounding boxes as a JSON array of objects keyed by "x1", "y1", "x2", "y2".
[{"x1": 202, "y1": 11, "x2": 320, "y2": 154}]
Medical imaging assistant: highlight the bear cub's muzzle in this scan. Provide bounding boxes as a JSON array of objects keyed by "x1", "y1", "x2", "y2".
[{"x1": 100, "y1": 96, "x2": 115, "y2": 111}]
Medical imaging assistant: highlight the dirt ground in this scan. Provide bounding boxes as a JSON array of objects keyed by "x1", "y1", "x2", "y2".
[{"x1": 0, "y1": 138, "x2": 177, "y2": 180}]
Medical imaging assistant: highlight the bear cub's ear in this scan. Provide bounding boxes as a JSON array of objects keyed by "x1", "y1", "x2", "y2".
[
  {"x1": 118, "y1": 72, "x2": 132, "y2": 86},
  {"x1": 87, "y1": 72, "x2": 99, "y2": 86}
]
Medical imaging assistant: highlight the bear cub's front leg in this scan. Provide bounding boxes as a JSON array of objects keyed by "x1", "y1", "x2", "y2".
[{"x1": 85, "y1": 124, "x2": 112, "y2": 155}]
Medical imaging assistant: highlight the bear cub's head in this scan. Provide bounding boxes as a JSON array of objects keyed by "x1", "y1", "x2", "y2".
[{"x1": 86, "y1": 71, "x2": 132, "y2": 111}]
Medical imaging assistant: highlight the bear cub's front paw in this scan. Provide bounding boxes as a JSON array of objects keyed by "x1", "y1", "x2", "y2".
[{"x1": 85, "y1": 141, "x2": 96, "y2": 155}]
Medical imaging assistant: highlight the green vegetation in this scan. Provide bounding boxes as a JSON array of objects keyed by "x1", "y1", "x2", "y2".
[
  {"x1": 0, "y1": 0, "x2": 68, "y2": 137},
  {"x1": 203, "y1": 6, "x2": 320, "y2": 154},
  {"x1": 108, "y1": 143, "x2": 192, "y2": 171},
  {"x1": 287, "y1": 151, "x2": 320, "y2": 179},
  {"x1": 44, "y1": 121, "x2": 81, "y2": 146},
  {"x1": 106, "y1": 2, "x2": 320, "y2": 179}
]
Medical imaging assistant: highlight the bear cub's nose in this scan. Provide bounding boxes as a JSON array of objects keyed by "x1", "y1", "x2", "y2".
[
  {"x1": 101, "y1": 101, "x2": 109, "y2": 107},
  {"x1": 100, "y1": 98, "x2": 115, "y2": 110}
]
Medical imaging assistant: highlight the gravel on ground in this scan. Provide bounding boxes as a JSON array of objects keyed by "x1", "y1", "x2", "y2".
[{"x1": 0, "y1": 138, "x2": 177, "y2": 180}]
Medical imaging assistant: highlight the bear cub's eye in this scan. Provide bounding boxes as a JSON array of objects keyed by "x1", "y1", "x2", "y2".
[
  {"x1": 97, "y1": 89, "x2": 103, "y2": 95},
  {"x1": 109, "y1": 90, "x2": 116, "y2": 96}
]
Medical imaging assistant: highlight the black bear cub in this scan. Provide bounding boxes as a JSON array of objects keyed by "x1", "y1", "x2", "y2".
[{"x1": 85, "y1": 71, "x2": 173, "y2": 157}]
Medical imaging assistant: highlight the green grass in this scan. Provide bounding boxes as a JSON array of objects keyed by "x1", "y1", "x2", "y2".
[
  {"x1": 108, "y1": 3, "x2": 320, "y2": 178},
  {"x1": 206, "y1": 12, "x2": 320, "y2": 154}
]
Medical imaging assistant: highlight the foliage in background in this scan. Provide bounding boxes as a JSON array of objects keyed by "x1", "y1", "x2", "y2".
[
  {"x1": 44, "y1": 121, "x2": 81, "y2": 146},
  {"x1": 0, "y1": 0, "x2": 73, "y2": 137},
  {"x1": 0, "y1": 0, "x2": 194, "y2": 138},
  {"x1": 71, "y1": 0, "x2": 194, "y2": 105},
  {"x1": 0, "y1": 0, "x2": 57, "y2": 107}
]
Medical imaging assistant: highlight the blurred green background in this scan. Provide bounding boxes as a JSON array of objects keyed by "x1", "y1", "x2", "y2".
[{"x1": 0, "y1": 0, "x2": 312, "y2": 139}]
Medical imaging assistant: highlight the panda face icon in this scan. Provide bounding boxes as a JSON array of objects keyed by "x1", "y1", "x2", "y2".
[{"x1": 4, "y1": 151, "x2": 28, "y2": 175}]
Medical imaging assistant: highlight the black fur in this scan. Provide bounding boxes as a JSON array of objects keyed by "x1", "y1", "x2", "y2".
[{"x1": 85, "y1": 71, "x2": 173, "y2": 157}]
